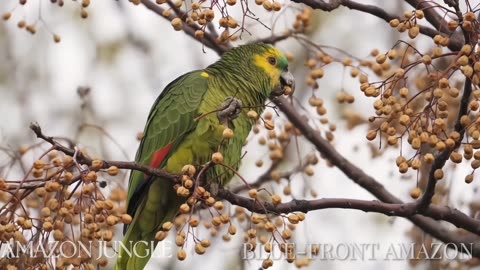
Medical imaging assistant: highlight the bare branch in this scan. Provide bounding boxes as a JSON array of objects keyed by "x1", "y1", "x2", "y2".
[{"x1": 252, "y1": 32, "x2": 292, "y2": 45}]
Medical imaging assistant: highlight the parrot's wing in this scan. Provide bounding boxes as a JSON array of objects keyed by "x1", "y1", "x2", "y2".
[{"x1": 126, "y1": 70, "x2": 209, "y2": 220}]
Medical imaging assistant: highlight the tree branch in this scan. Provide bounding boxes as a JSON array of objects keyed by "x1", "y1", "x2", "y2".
[
  {"x1": 229, "y1": 154, "x2": 311, "y2": 193},
  {"x1": 140, "y1": 0, "x2": 230, "y2": 55},
  {"x1": 28, "y1": 122, "x2": 179, "y2": 184},
  {"x1": 252, "y1": 32, "x2": 292, "y2": 45},
  {"x1": 291, "y1": 0, "x2": 463, "y2": 51},
  {"x1": 219, "y1": 188, "x2": 480, "y2": 237},
  {"x1": 140, "y1": 0, "x2": 294, "y2": 55},
  {"x1": 416, "y1": 0, "x2": 473, "y2": 211},
  {"x1": 271, "y1": 96, "x2": 480, "y2": 256},
  {"x1": 404, "y1": 0, "x2": 463, "y2": 41},
  {"x1": 417, "y1": 79, "x2": 472, "y2": 211}
]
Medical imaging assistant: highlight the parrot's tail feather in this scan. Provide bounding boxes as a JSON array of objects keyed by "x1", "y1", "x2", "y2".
[
  {"x1": 124, "y1": 175, "x2": 155, "y2": 235},
  {"x1": 116, "y1": 179, "x2": 183, "y2": 270}
]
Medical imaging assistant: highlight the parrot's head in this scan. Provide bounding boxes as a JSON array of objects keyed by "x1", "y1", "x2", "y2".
[
  {"x1": 250, "y1": 44, "x2": 295, "y2": 96},
  {"x1": 210, "y1": 43, "x2": 295, "y2": 97}
]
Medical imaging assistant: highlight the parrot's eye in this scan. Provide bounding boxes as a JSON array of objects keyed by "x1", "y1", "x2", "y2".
[{"x1": 267, "y1": 56, "x2": 277, "y2": 66}]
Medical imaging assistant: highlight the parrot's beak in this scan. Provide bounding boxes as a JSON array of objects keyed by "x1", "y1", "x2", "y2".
[{"x1": 273, "y1": 70, "x2": 295, "y2": 96}]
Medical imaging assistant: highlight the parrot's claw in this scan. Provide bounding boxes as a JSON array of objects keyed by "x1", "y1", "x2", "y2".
[
  {"x1": 209, "y1": 182, "x2": 219, "y2": 197},
  {"x1": 217, "y1": 96, "x2": 243, "y2": 127}
]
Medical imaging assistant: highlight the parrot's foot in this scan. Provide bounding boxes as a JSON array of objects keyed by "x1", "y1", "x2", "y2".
[
  {"x1": 209, "y1": 182, "x2": 219, "y2": 197},
  {"x1": 217, "y1": 96, "x2": 243, "y2": 128}
]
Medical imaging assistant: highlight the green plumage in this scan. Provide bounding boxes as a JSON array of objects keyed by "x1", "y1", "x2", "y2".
[{"x1": 116, "y1": 44, "x2": 292, "y2": 270}]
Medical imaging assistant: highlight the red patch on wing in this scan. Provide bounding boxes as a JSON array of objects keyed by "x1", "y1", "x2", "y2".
[{"x1": 150, "y1": 144, "x2": 173, "y2": 169}]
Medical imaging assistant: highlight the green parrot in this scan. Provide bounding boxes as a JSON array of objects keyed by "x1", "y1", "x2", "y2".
[{"x1": 116, "y1": 43, "x2": 294, "y2": 270}]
